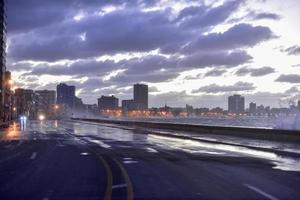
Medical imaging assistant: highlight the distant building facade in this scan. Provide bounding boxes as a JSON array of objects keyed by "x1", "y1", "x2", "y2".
[
  {"x1": 35, "y1": 90, "x2": 56, "y2": 116},
  {"x1": 15, "y1": 89, "x2": 35, "y2": 118},
  {"x1": 228, "y1": 95, "x2": 245, "y2": 113},
  {"x1": 98, "y1": 95, "x2": 118, "y2": 110},
  {"x1": 249, "y1": 102, "x2": 256, "y2": 114},
  {"x1": 0, "y1": 0, "x2": 7, "y2": 122},
  {"x1": 134, "y1": 83, "x2": 148, "y2": 110},
  {"x1": 75, "y1": 96, "x2": 84, "y2": 110},
  {"x1": 122, "y1": 99, "x2": 136, "y2": 111},
  {"x1": 56, "y1": 83, "x2": 76, "y2": 109}
]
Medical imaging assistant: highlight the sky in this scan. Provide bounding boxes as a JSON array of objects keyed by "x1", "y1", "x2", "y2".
[{"x1": 6, "y1": 0, "x2": 300, "y2": 108}]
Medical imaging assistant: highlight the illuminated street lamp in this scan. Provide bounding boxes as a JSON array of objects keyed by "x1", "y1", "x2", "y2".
[
  {"x1": 13, "y1": 107, "x2": 16, "y2": 112},
  {"x1": 8, "y1": 79, "x2": 13, "y2": 85},
  {"x1": 54, "y1": 104, "x2": 59, "y2": 110}
]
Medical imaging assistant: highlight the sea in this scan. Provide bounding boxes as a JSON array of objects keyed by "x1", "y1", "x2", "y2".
[{"x1": 108, "y1": 115, "x2": 300, "y2": 130}]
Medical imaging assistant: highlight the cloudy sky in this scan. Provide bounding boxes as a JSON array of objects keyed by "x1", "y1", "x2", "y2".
[{"x1": 6, "y1": 0, "x2": 300, "y2": 108}]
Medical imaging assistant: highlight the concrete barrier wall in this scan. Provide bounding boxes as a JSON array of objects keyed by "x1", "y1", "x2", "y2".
[{"x1": 73, "y1": 118, "x2": 300, "y2": 143}]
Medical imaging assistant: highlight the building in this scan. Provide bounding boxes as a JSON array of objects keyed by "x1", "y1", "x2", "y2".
[
  {"x1": 228, "y1": 95, "x2": 245, "y2": 113},
  {"x1": 0, "y1": 0, "x2": 7, "y2": 122},
  {"x1": 75, "y1": 96, "x2": 84, "y2": 110},
  {"x1": 15, "y1": 89, "x2": 35, "y2": 119},
  {"x1": 4, "y1": 71, "x2": 13, "y2": 121},
  {"x1": 249, "y1": 102, "x2": 256, "y2": 114},
  {"x1": 298, "y1": 100, "x2": 300, "y2": 108},
  {"x1": 134, "y1": 83, "x2": 148, "y2": 110},
  {"x1": 56, "y1": 83, "x2": 76, "y2": 109},
  {"x1": 122, "y1": 99, "x2": 136, "y2": 111},
  {"x1": 98, "y1": 95, "x2": 118, "y2": 110},
  {"x1": 35, "y1": 90, "x2": 56, "y2": 117}
]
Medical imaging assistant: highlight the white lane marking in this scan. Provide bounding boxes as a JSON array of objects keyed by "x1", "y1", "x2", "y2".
[
  {"x1": 112, "y1": 184, "x2": 127, "y2": 189},
  {"x1": 30, "y1": 152, "x2": 37, "y2": 160},
  {"x1": 123, "y1": 160, "x2": 138, "y2": 164},
  {"x1": 244, "y1": 184, "x2": 279, "y2": 200}
]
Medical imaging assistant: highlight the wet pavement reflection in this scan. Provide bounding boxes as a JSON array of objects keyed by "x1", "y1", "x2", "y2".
[
  {"x1": 1, "y1": 119, "x2": 300, "y2": 172},
  {"x1": 0, "y1": 122, "x2": 21, "y2": 141}
]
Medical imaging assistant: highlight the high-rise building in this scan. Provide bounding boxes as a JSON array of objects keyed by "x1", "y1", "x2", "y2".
[
  {"x1": 35, "y1": 90, "x2": 56, "y2": 116},
  {"x1": 0, "y1": 0, "x2": 7, "y2": 122},
  {"x1": 4, "y1": 71, "x2": 13, "y2": 121},
  {"x1": 98, "y1": 95, "x2": 118, "y2": 110},
  {"x1": 249, "y1": 102, "x2": 256, "y2": 113},
  {"x1": 134, "y1": 83, "x2": 148, "y2": 110},
  {"x1": 228, "y1": 95, "x2": 245, "y2": 113},
  {"x1": 56, "y1": 83, "x2": 76, "y2": 109}
]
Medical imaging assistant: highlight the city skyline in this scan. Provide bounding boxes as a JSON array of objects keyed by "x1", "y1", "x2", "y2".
[
  {"x1": 13, "y1": 81, "x2": 300, "y2": 112},
  {"x1": 5, "y1": 0, "x2": 300, "y2": 108}
]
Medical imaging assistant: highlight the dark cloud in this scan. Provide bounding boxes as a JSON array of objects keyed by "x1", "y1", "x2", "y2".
[
  {"x1": 177, "y1": 1, "x2": 242, "y2": 29},
  {"x1": 285, "y1": 86, "x2": 300, "y2": 94},
  {"x1": 110, "y1": 69, "x2": 179, "y2": 84},
  {"x1": 183, "y1": 23, "x2": 275, "y2": 53},
  {"x1": 283, "y1": 45, "x2": 300, "y2": 56},
  {"x1": 181, "y1": 50, "x2": 252, "y2": 68},
  {"x1": 8, "y1": 9, "x2": 191, "y2": 62},
  {"x1": 229, "y1": 11, "x2": 281, "y2": 23},
  {"x1": 25, "y1": 50, "x2": 251, "y2": 82},
  {"x1": 276, "y1": 74, "x2": 300, "y2": 83},
  {"x1": 204, "y1": 69, "x2": 227, "y2": 77},
  {"x1": 235, "y1": 66, "x2": 275, "y2": 77},
  {"x1": 7, "y1": 0, "x2": 160, "y2": 33},
  {"x1": 252, "y1": 12, "x2": 281, "y2": 20},
  {"x1": 7, "y1": 1, "x2": 263, "y2": 62},
  {"x1": 26, "y1": 59, "x2": 120, "y2": 76},
  {"x1": 192, "y1": 82, "x2": 255, "y2": 93}
]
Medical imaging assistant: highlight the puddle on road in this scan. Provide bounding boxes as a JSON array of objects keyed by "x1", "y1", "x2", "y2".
[
  {"x1": 90, "y1": 139, "x2": 111, "y2": 148},
  {"x1": 123, "y1": 160, "x2": 138, "y2": 164},
  {"x1": 147, "y1": 134, "x2": 300, "y2": 172},
  {"x1": 80, "y1": 152, "x2": 90, "y2": 156},
  {"x1": 146, "y1": 147, "x2": 159, "y2": 153}
]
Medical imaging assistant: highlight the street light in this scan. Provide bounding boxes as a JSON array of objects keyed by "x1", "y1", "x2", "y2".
[
  {"x1": 54, "y1": 105, "x2": 59, "y2": 110},
  {"x1": 8, "y1": 79, "x2": 13, "y2": 85}
]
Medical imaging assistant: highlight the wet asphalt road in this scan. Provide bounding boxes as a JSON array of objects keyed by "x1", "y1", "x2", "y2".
[{"x1": 0, "y1": 120, "x2": 300, "y2": 200}]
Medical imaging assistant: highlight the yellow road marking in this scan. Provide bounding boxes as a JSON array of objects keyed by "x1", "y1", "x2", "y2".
[
  {"x1": 113, "y1": 158, "x2": 134, "y2": 200},
  {"x1": 95, "y1": 153, "x2": 113, "y2": 200}
]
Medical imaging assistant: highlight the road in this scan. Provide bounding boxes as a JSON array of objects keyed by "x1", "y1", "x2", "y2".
[{"x1": 0, "y1": 120, "x2": 300, "y2": 200}]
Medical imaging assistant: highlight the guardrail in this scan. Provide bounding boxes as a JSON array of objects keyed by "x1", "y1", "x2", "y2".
[{"x1": 72, "y1": 118, "x2": 300, "y2": 143}]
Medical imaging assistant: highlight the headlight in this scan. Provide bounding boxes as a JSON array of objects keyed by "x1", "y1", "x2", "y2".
[{"x1": 38, "y1": 115, "x2": 45, "y2": 121}]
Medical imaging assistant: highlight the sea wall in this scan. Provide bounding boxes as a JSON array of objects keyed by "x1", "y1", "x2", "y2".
[{"x1": 73, "y1": 118, "x2": 300, "y2": 143}]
